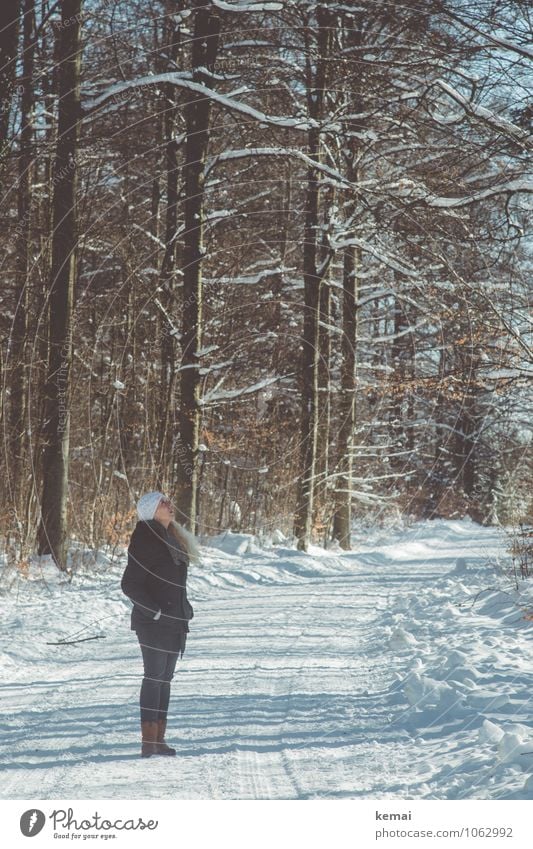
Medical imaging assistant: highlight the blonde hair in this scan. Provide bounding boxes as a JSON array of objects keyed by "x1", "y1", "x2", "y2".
[{"x1": 167, "y1": 520, "x2": 201, "y2": 564}]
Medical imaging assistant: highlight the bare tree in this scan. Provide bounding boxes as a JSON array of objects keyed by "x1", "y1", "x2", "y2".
[
  {"x1": 177, "y1": 0, "x2": 220, "y2": 531},
  {"x1": 0, "y1": 0, "x2": 20, "y2": 164},
  {"x1": 9, "y1": 0, "x2": 36, "y2": 516},
  {"x1": 293, "y1": 4, "x2": 334, "y2": 551},
  {"x1": 37, "y1": 0, "x2": 82, "y2": 568}
]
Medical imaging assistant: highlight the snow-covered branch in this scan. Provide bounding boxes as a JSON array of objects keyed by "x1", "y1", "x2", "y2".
[
  {"x1": 199, "y1": 375, "x2": 281, "y2": 406},
  {"x1": 206, "y1": 147, "x2": 355, "y2": 189},
  {"x1": 440, "y1": 5, "x2": 533, "y2": 61},
  {"x1": 426, "y1": 179, "x2": 533, "y2": 209},
  {"x1": 434, "y1": 79, "x2": 531, "y2": 149},
  {"x1": 211, "y1": 0, "x2": 283, "y2": 10},
  {"x1": 330, "y1": 236, "x2": 417, "y2": 278},
  {"x1": 84, "y1": 73, "x2": 319, "y2": 132}
]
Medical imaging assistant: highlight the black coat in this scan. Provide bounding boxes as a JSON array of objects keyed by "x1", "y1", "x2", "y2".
[{"x1": 121, "y1": 520, "x2": 193, "y2": 633}]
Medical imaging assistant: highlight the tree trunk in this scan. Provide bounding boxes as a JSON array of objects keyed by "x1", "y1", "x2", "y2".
[
  {"x1": 157, "y1": 13, "x2": 181, "y2": 486},
  {"x1": 176, "y1": 1, "x2": 220, "y2": 532},
  {"x1": 330, "y1": 14, "x2": 365, "y2": 548},
  {"x1": 37, "y1": 0, "x2": 82, "y2": 569},
  {"x1": 294, "y1": 7, "x2": 332, "y2": 551},
  {"x1": 314, "y1": 277, "x2": 331, "y2": 530},
  {"x1": 0, "y1": 0, "x2": 20, "y2": 165},
  {"x1": 314, "y1": 178, "x2": 334, "y2": 533},
  {"x1": 389, "y1": 290, "x2": 409, "y2": 468},
  {"x1": 9, "y1": 0, "x2": 35, "y2": 515},
  {"x1": 332, "y1": 240, "x2": 359, "y2": 549},
  {"x1": 457, "y1": 396, "x2": 477, "y2": 505},
  {"x1": 293, "y1": 134, "x2": 320, "y2": 550}
]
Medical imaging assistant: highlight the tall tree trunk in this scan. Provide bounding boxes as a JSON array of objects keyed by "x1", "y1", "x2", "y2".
[
  {"x1": 293, "y1": 138, "x2": 320, "y2": 549},
  {"x1": 432, "y1": 346, "x2": 448, "y2": 516},
  {"x1": 9, "y1": 0, "x2": 36, "y2": 516},
  {"x1": 157, "y1": 11, "x2": 181, "y2": 487},
  {"x1": 461, "y1": 349, "x2": 478, "y2": 506},
  {"x1": 462, "y1": 409, "x2": 476, "y2": 499},
  {"x1": 314, "y1": 277, "x2": 331, "y2": 532},
  {"x1": 314, "y1": 179, "x2": 335, "y2": 533},
  {"x1": 457, "y1": 391, "x2": 478, "y2": 507},
  {"x1": 389, "y1": 290, "x2": 407, "y2": 468},
  {"x1": 332, "y1": 239, "x2": 359, "y2": 549},
  {"x1": 37, "y1": 0, "x2": 82, "y2": 568},
  {"x1": 271, "y1": 165, "x2": 291, "y2": 374},
  {"x1": 294, "y1": 7, "x2": 332, "y2": 551},
  {"x1": 32, "y1": 12, "x2": 59, "y2": 546},
  {"x1": 176, "y1": 1, "x2": 220, "y2": 531},
  {"x1": 0, "y1": 0, "x2": 20, "y2": 166}
]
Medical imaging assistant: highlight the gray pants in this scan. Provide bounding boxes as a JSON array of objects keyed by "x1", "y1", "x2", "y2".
[{"x1": 135, "y1": 625, "x2": 187, "y2": 723}]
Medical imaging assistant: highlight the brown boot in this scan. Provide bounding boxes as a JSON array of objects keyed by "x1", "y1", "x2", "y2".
[
  {"x1": 156, "y1": 718, "x2": 176, "y2": 756},
  {"x1": 141, "y1": 721, "x2": 159, "y2": 757}
]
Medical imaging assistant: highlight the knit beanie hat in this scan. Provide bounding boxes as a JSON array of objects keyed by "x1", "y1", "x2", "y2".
[{"x1": 137, "y1": 491, "x2": 165, "y2": 521}]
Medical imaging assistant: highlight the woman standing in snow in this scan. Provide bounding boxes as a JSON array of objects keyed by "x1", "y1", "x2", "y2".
[{"x1": 121, "y1": 491, "x2": 199, "y2": 758}]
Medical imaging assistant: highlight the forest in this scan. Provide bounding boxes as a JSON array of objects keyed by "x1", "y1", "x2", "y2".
[{"x1": 0, "y1": 0, "x2": 531, "y2": 569}]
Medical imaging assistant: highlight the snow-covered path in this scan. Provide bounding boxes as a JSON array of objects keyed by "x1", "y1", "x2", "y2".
[{"x1": 1, "y1": 521, "x2": 532, "y2": 799}]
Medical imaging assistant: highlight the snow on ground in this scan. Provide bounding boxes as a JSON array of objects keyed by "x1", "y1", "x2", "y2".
[{"x1": 1, "y1": 519, "x2": 532, "y2": 800}]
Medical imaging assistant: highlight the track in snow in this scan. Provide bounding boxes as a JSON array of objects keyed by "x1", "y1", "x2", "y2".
[{"x1": 1, "y1": 521, "x2": 532, "y2": 799}]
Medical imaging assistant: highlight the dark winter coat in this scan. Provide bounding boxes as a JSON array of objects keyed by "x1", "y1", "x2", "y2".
[{"x1": 121, "y1": 520, "x2": 194, "y2": 634}]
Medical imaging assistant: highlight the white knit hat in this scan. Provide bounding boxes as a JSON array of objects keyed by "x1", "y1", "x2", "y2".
[{"x1": 137, "y1": 491, "x2": 165, "y2": 521}]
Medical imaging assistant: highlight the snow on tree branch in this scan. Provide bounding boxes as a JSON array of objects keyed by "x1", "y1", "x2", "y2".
[
  {"x1": 434, "y1": 79, "x2": 532, "y2": 149},
  {"x1": 83, "y1": 73, "x2": 319, "y2": 131},
  {"x1": 440, "y1": 5, "x2": 533, "y2": 61},
  {"x1": 211, "y1": 0, "x2": 283, "y2": 10},
  {"x1": 426, "y1": 179, "x2": 533, "y2": 208},
  {"x1": 330, "y1": 236, "x2": 417, "y2": 277},
  {"x1": 199, "y1": 376, "x2": 281, "y2": 406},
  {"x1": 206, "y1": 146, "x2": 355, "y2": 188}
]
